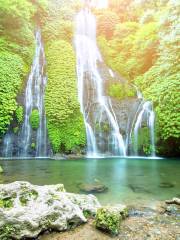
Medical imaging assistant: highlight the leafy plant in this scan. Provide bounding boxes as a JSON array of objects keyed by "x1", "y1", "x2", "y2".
[
  {"x1": 30, "y1": 109, "x2": 40, "y2": 130},
  {"x1": 15, "y1": 105, "x2": 24, "y2": 124}
]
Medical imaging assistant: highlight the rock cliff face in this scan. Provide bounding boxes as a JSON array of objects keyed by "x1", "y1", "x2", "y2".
[{"x1": 0, "y1": 181, "x2": 100, "y2": 239}]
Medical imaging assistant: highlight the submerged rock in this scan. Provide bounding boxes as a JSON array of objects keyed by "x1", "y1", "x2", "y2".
[
  {"x1": 0, "y1": 166, "x2": 3, "y2": 174},
  {"x1": 159, "y1": 182, "x2": 175, "y2": 188},
  {"x1": 166, "y1": 197, "x2": 180, "y2": 205},
  {"x1": 78, "y1": 182, "x2": 108, "y2": 193},
  {"x1": 128, "y1": 184, "x2": 151, "y2": 193},
  {"x1": 95, "y1": 204, "x2": 128, "y2": 236},
  {"x1": 156, "y1": 198, "x2": 180, "y2": 217},
  {"x1": 0, "y1": 181, "x2": 100, "y2": 239}
]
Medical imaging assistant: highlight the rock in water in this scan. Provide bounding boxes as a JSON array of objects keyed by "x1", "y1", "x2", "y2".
[
  {"x1": 0, "y1": 181, "x2": 101, "y2": 239},
  {"x1": 95, "y1": 204, "x2": 128, "y2": 236},
  {"x1": 0, "y1": 166, "x2": 3, "y2": 174},
  {"x1": 78, "y1": 182, "x2": 108, "y2": 193},
  {"x1": 165, "y1": 198, "x2": 180, "y2": 205}
]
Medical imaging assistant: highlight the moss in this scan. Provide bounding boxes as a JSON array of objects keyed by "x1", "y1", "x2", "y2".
[
  {"x1": 96, "y1": 122, "x2": 110, "y2": 133},
  {"x1": 0, "y1": 197, "x2": 14, "y2": 209},
  {"x1": 0, "y1": 224, "x2": 18, "y2": 240},
  {"x1": 30, "y1": 109, "x2": 40, "y2": 130},
  {"x1": 13, "y1": 127, "x2": 19, "y2": 134},
  {"x1": 95, "y1": 207, "x2": 122, "y2": 236},
  {"x1": 19, "y1": 189, "x2": 38, "y2": 206},
  {"x1": 31, "y1": 142, "x2": 36, "y2": 149},
  {"x1": 83, "y1": 210, "x2": 93, "y2": 218},
  {"x1": 42, "y1": 213, "x2": 59, "y2": 227}
]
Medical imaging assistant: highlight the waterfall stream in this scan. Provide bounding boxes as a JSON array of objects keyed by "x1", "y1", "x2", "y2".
[
  {"x1": 2, "y1": 132, "x2": 13, "y2": 158},
  {"x1": 20, "y1": 30, "x2": 48, "y2": 157},
  {"x1": 2, "y1": 30, "x2": 49, "y2": 158},
  {"x1": 75, "y1": 9, "x2": 126, "y2": 157}
]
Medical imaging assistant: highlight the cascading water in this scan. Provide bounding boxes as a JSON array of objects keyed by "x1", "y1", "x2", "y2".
[
  {"x1": 133, "y1": 101, "x2": 156, "y2": 156},
  {"x1": 20, "y1": 30, "x2": 48, "y2": 157},
  {"x1": 2, "y1": 132, "x2": 13, "y2": 158},
  {"x1": 75, "y1": 9, "x2": 126, "y2": 157}
]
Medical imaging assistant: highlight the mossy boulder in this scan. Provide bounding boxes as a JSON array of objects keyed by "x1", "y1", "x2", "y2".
[
  {"x1": 95, "y1": 205, "x2": 128, "y2": 236},
  {"x1": 0, "y1": 181, "x2": 100, "y2": 239}
]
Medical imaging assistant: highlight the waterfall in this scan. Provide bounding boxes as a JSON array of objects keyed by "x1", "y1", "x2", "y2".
[
  {"x1": 133, "y1": 101, "x2": 156, "y2": 156},
  {"x1": 75, "y1": 9, "x2": 126, "y2": 157},
  {"x1": 19, "y1": 30, "x2": 48, "y2": 157}
]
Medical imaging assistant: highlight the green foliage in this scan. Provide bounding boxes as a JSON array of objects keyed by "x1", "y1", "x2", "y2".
[
  {"x1": 108, "y1": 83, "x2": 124, "y2": 99},
  {"x1": 47, "y1": 113, "x2": 85, "y2": 153},
  {"x1": 31, "y1": 142, "x2": 36, "y2": 149},
  {"x1": 0, "y1": 52, "x2": 25, "y2": 137},
  {"x1": 42, "y1": 0, "x2": 77, "y2": 42},
  {"x1": 108, "y1": 0, "x2": 136, "y2": 21},
  {"x1": 30, "y1": 109, "x2": 40, "y2": 130},
  {"x1": 98, "y1": 21, "x2": 158, "y2": 80},
  {"x1": 45, "y1": 40, "x2": 86, "y2": 153},
  {"x1": 0, "y1": 0, "x2": 35, "y2": 29},
  {"x1": 135, "y1": 1, "x2": 180, "y2": 153},
  {"x1": 15, "y1": 105, "x2": 24, "y2": 124},
  {"x1": 0, "y1": 0, "x2": 42, "y2": 139},
  {"x1": 96, "y1": 10, "x2": 119, "y2": 39},
  {"x1": 107, "y1": 82, "x2": 136, "y2": 99}
]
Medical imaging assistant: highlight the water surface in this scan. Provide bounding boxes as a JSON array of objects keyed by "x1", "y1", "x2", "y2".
[{"x1": 0, "y1": 158, "x2": 179, "y2": 206}]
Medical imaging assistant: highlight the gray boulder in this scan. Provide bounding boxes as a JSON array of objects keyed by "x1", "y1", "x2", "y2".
[{"x1": 0, "y1": 181, "x2": 100, "y2": 239}]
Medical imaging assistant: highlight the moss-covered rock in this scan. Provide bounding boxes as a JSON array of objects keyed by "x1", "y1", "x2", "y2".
[
  {"x1": 0, "y1": 181, "x2": 100, "y2": 239},
  {"x1": 95, "y1": 205, "x2": 128, "y2": 236}
]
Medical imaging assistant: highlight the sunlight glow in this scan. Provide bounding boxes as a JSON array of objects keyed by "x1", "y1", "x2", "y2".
[{"x1": 91, "y1": 0, "x2": 108, "y2": 8}]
